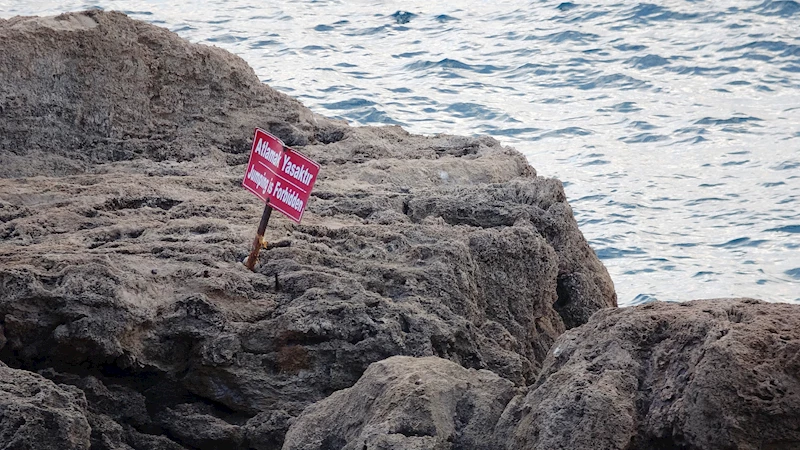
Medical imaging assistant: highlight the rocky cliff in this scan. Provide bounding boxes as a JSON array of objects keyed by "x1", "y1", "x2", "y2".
[
  {"x1": 287, "y1": 299, "x2": 800, "y2": 450},
  {"x1": 0, "y1": 10, "x2": 616, "y2": 450}
]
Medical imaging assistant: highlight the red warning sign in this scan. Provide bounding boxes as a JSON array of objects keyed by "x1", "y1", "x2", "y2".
[{"x1": 242, "y1": 128, "x2": 320, "y2": 223}]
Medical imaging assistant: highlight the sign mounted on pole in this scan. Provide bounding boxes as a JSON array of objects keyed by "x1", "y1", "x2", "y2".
[
  {"x1": 242, "y1": 128, "x2": 320, "y2": 270},
  {"x1": 242, "y1": 128, "x2": 320, "y2": 223}
]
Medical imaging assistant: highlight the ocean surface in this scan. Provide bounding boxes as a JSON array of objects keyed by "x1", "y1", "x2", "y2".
[{"x1": 3, "y1": 0, "x2": 799, "y2": 306}]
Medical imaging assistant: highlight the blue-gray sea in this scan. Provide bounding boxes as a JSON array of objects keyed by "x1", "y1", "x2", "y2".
[{"x1": 3, "y1": 0, "x2": 799, "y2": 306}]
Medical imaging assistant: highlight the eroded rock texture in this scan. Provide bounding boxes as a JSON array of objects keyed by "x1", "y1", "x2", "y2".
[
  {"x1": 0, "y1": 10, "x2": 343, "y2": 178},
  {"x1": 0, "y1": 362, "x2": 91, "y2": 450},
  {"x1": 283, "y1": 356, "x2": 519, "y2": 450},
  {"x1": 495, "y1": 298, "x2": 800, "y2": 450},
  {"x1": 0, "y1": 10, "x2": 615, "y2": 450},
  {"x1": 283, "y1": 299, "x2": 800, "y2": 450}
]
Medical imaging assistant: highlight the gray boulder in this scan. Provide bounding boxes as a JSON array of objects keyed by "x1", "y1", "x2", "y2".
[
  {"x1": 0, "y1": 362, "x2": 91, "y2": 450},
  {"x1": 283, "y1": 356, "x2": 519, "y2": 450},
  {"x1": 495, "y1": 298, "x2": 800, "y2": 450},
  {"x1": 282, "y1": 299, "x2": 800, "y2": 450}
]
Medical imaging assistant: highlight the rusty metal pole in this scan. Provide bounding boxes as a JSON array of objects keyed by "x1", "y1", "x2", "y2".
[{"x1": 244, "y1": 202, "x2": 273, "y2": 271}]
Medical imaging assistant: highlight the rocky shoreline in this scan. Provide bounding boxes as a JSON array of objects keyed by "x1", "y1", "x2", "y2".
[{"x1": 0, "y1": 10, "x2": 797, "y2": 450}]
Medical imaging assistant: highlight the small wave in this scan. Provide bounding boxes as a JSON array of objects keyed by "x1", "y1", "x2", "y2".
[
  {"x1": 615, "y1": 43, "x2": 647, "y2": 52},
  {"x1": 620, "y1": 133, "x2": 669, "y2": 143},
  {"x1": 598, "y1": 102, "x2": 642, "y2": 113},
  {"x1": 525, "y1": 30, "x2": 600, "y2": 44},
  {"x1": 667, "y1": 65, "x2": 747, "y2": 77},
  {"x1": 578, "y1": 74, "x2": 648, "y2": 90},
  {"x1": 445, "y1": 103, "x2": 518, "y2": 121},
  {"x1": 765, "y1": 225, "x2": 800, "y2": 233},
  {"x1": 695, "y1": 116, "x2": 762, "y2": 126},
  {"x1": 393, "y1": 51, "x2": 427, "y2": 59},
  {"x1": 752, "y1": 0, "x2": 800, "y2": 17},
  {"x1": 719, "y1": 40, "x2": 800, "y2": 58},
  {"x1": 721, "y1": 160, "x2": 750, "y2": 166},
  {"x1": 693, "y1": 271, "x2": 720, "y2": 278},
  {"x1": 623, "y1": 268, "x2": 656, "y2": 275},
  {"x1": 672, "y1": 136, "x2": 709, "y2": 145},
  {"x1": 720, "y1": 52, "x2": 774, "y2": 63},
  {"x1": 435, "y1": 14, "x2": 458, "y2": 22},
  {"x1": 684, "y1": 197, "x2": 727, "y2": 206},
  {"x1": 504, "y1": 63, "x2": 557, "y2": 78},
  {"x1": 580, "y1": 159, "x2": 610, "y2": 166},
  {"x1": 404, "y1": 58, "x2": 504, "y2": 74},
  {"x1": 623, "y1": 3, "x2": 702, "y2": 23},
  {"x1": 249, "y1": 39, "x2": 281, "y2": 49},
  {"x1": 595, "y1": 246, "x2": 646, "y2": 259},
  {"x1": 488, "y1": 127, "x2": 541, "y2": 137},
  {"x1": 627, "y1": 54, "x2": 669, "y2": 69},
  {"x1": 629, "y1": 121, "x2": 657, "y2": 130},
  {"x1": 344, "y1": 25, "x2": 389, "y2": 36},
  {"x1": 533, "y1": 127, "x2": 594, "y2": 140},
  {"x1": 773, "y1": 161, "x2": 800, "y2": 170},
  {"x1": 674, "y1": 126, "x2": 708, "y2": 135},
  {"x1": 711, "y1": 237, "x2": 769, "y2": 248},
  {"x1": 630, "y1": 293, "x2": 658, "y2": 305},
  {"x1": 206, "y1": 34, "x2": 246, "y2": 44},
  {"x1": 786, "y1": 268, "x2": 800, "y2": 280}
]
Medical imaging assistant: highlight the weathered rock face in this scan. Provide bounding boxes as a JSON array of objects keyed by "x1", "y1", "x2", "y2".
[
  {"x1": 0, "y1": 10, "x2": 344, "y2": 178},
  {"x1": 0, "y1": 10, "x2": 615, "y2": 450},
  {"x1": 495, "y1": 298, "x2": 800, "y2": 450},
  {"x1": 283, "y1": 356, "x2": 519, "y2": 450},
  {"x1": 0, "y1": 362, "x2": 91, "y2": 450},
  {"x1": 281, "y1": 299, "x2": 800, "y2": 450}
]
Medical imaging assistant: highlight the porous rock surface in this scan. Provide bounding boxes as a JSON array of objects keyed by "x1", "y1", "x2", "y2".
[
  {"x1": 283, "y1": 356, "x2": 519, "y2": 450},
  {"x1": 287, "y1": 299, "x2": 800, "y2": 450},
  {"x1": 501, "y1": 298, "x2": 800, "y2": 449},
  {"x1": 0, "y1": 361, "x2": 91, "y2": 449},
  {"x1": 0, "y1": 10, "x2": 615, "y2": 450}
]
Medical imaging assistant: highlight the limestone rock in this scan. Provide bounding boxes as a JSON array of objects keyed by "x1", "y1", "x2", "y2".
[
  {"x1": 0, "y1": 10, "x2": 616, "y2": 449},
  {"x1": 283, "y1": 356, "x2": 519, "y2": 450},
  {"x1": 0, "y1": 10, "x2": 344, "y2": 178},
  {"x1": 495, "y1": 298, "x2": 800, "y2": 450},
  {"x1": 0, "y1": 362, "x2": 92, "y2": 450}
]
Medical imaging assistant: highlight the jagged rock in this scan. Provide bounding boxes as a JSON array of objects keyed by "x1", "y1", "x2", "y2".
[
  {"x1": 283, "y1": 356, "x2": 519, "y2": 450},
  {"x1": 154, "y1": 403, "x2": 244, "y2": 450},
  {"x1": 243, "y1": 410, "x2": 293, "y2": 450},
  {"x1": 0, "y1": 361, "x2": 92, "y2": 449},
  {"x1": 494, "y1": 298, "x2": 800, "y2": 450},
  {"x1": 0, "y1": 10, "x2": 345, "y2": 178},
  {"x1": 0, "y1": 10, "x2": 616, "y2": 449},
  {"x1": 123, "y1": 425, "x2": 189, "y2": 450},
  {"x1": 39, "y1": 370, "x2": 152, "y2": 430}
]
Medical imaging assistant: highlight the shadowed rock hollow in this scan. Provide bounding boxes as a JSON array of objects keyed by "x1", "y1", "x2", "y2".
[{"x1": 0, "y1": 10, "x2": 615, "y2": 450}]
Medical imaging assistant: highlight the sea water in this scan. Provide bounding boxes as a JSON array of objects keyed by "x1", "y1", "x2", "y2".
[{"x1": 3, "y1": 0, "x2": 798, "y2": 306}]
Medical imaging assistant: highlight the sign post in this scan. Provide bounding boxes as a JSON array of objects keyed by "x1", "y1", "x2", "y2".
[
  {"x1": 242, "y1": 128, "x2": 320, "y2": 270},
  {"x1": 244, "y1": 202, "x2": 273, "y2": 270}
]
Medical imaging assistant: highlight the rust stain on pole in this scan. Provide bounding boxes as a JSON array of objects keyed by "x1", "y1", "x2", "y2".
[{"x1": 245, "y1": 202, "x2": 273, "y2": 271}]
